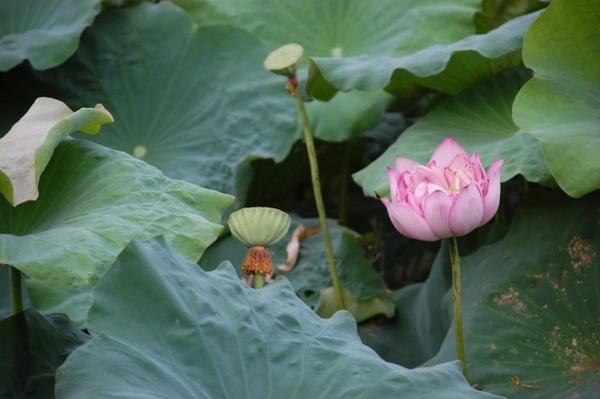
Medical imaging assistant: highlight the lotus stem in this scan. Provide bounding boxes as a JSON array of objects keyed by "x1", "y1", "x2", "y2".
[
  {"x1": 9, "y1": 265, "x2": 24, "y2": 315},
  {"x1": 449, "y1": 236, "x2": 469, "y2": 380},
  {"x1": 254, "y1": 274, "x2": 265, "y2": 289},
  {"x1": 290, "y1": 77, "x2": 346, "y2": 311},
  {"x1": 338, "y1": 140, "x2": 353, "y2": 226}
]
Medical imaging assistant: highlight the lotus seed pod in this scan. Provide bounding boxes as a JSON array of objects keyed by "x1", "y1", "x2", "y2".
[
  {"x1": 228, "y1": 207, "x2": 291, "y2": 247},
  {"x1": 263, "y1": 43, "x2": 304, "y2": 77}
]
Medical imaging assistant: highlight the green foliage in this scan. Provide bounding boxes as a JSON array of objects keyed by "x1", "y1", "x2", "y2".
[
  {"x1": 0, "y1": 138, "x2": 232, "y2": 325},
  {"x1": 0, "y1": 138, "x2": 231, "y2": 289},
  {"x1": 474, "y1": 0, "x2": 546, "y2": 33},
  {"x1": 358, "y1": 240, "x2": 454, "y2": 368},
  {"x1": 180, "y1": 0, "x2": 478, "y2": 54},
  {"x1": 55, "y1": 237, "x2": 496, "y2": 398},
  {"x1": 180, "y1": 0, "x2": 482, "y2": 142},
  {"x1": 426, "y1": 189, "x2": 600, "y2": 398},
  {"x1": 512, "y1": 0, "x2": 600, "y2": 197},
  {"x1": 354, "y1": 69, "x2": 555, "y2": 197},
  {"x1": 308, "y1": 10, "x2": 540, "y2": 99},
  {"x1": 200, "y1": 218, "x2": 395, "y2": 322},
  {"x1": 0, "y1": 309, "x2": 89, "y2": 398},
  {"x1": 35, "y1": 2, "x2": 297, "y2": 201},
  {"x1": 0, "y1": 0, "x2": 598, "y2": 396},
  {"x1": 0, "y1": 0, "x2": 101, "y2": 71}
]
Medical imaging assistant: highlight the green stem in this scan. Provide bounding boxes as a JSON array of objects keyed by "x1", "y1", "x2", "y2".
[
  {"x1": 254, "y1": 274, "x2": 265, "y2": 289},
  {"x1": 9, "y1": 265, "x2": 24, "y2": 315},
  {"x1": 292, "y1": 79, "x2": 345, "y2": 310},
  {"x1": 449, "y1": 237, "x2": 469, "y2": 380},
  {"x1": 337, "y1": 140, "x2": 353, "y2": 226}
]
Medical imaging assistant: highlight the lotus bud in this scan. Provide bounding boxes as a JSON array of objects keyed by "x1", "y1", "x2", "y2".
[
  {"x1": 382, "y1": 137, "x2": 503, "y2": 241},
  {"x1": 263, "y1": 43, "x2": 304, "y2": 78}
]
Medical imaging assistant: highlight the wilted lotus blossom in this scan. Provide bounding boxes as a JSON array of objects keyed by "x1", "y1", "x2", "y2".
[{"x1": 382, "y1": 137, "x2": 503, "y2": 241}]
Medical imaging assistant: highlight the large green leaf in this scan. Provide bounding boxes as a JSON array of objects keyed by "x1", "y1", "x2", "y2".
[
  {"x1": 0, "y1": 97, "x2": 113, "y2": 206},
  {"x1": 354, "y1": 69, "x2": 554, "y2": 197},
  {"x1": 179, "y1": 0, "x2": 481, "y2": 141},
  {"x1": 35, "y1": 2, "x2": 296, "y2": 202},
  {"x1": 0, "y1": 0, "x2": 101, "y2": 71},
  {"x1": 512, "y1": 0, "x2": 600, "y2": 198},
  {"x1": 55, "y1": 236, "x2": 501, "y2": 398},
  {"x1": 199, "y1": 218, "x2": 395, "y2": 323},
  {"x1": 359, "y1": 241, "x2": 453, "y2": 368},
  {"x1": 307, "y1": 11, "x2": 540, "y2": 99},
  {"x1": 0, "y1": 309, "x2": 89, "y2": 398},
  {"x1": 358, "y1": 224, "x2": 507, "y2": 368},
  {"x1": 180, "y1": 0, "x2": 478, "y2": 56},
  {"x1": 424, "y1": 189, "x2": 600, "y2": 398},
  {"x1": 0, "y1": 139, "x2": 232, "y2": 290},
  {"x1": 474, "y1": 0, "x2": 547, "y2": 33}
]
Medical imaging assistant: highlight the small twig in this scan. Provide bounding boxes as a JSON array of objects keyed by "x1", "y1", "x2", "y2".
[{"x1": 510, "y1": 376, "x2": 539, "y2": 389}]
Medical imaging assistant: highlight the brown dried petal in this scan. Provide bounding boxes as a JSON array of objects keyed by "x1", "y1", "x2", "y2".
[{"x1": 277, "y1": 224, "x2": 305, "y2": 272}]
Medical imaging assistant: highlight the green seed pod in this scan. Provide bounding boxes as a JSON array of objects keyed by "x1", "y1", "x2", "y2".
[
  {"x1": 228, "y1": 207, "x2": 291, "y2": 247},
  {"x1": 263, "y1": 43, "x2": 304, "y2": 77}
]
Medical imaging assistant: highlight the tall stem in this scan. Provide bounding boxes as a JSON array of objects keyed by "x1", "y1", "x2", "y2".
[
  {"x1": 291, "y1": 78, "x2": 345, "y2": 310},
  {"x1": 449, "y1": 236, "x2": 469, "y2": 380},
  {"x1": 337, "y1": 140, "x2": 353, "y2": 226},
  {"x1": 9, "y1": 265, "x2": 24, "y2": 315}
]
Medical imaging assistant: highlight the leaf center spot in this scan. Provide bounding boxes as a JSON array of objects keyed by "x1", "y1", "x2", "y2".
[{"x1": 133, "y1": 145, "x2": 147, "y2": 159}]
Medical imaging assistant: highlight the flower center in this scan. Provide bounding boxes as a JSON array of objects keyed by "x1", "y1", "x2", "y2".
[{"x1": 241, "y1": 245, "x2": 274, "y2": 276}]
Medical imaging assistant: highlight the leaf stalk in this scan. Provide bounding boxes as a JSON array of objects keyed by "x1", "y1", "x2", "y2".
[
  {"x1": 254, "y1": 274, "x2": 265, "y2": 289},
  {"x1": 290, "y1": 77, "x2": 346, "y2": 311},
  {"x1": 449, "y1": 236, "x2": 469, "y2": 380},
  {"x1": 9, "y1": 265, "x2": 24, "y2": 315}
]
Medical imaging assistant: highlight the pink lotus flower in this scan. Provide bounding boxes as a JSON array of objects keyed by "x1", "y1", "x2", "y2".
[{"x1": 382, "y1": 137, "x2": 503, "y2": 241}]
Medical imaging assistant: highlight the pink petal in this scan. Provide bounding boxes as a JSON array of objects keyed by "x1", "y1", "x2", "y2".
[
  {"x1": 429, "y1": 137, "x2": 469, "y2": 169},
  {"x1": 467, "y1": 153, "x2": 487, "y2": 182},
  {"x1": 411, "y1": 165, "x2": 447, "y2": 187},
  {"x1": 486, "y1": 158, "x2": 504, "y2": 179},
  {"x1": 387, "y1": 167, "x2": 403, "y2": 201},
  {"x1": 481, "y1": 159, "x2": 504, "y2": 223},
  {"x1": 422, "y1": 190, "x2": 453, "y2": 238},
  {"x1": 394, "y1": 156, "x2": 420, "y2": 175},
  {"x1": 463, "y1": 153, "x2": 491, "y2": 196},
  {"x1": 448, "y1": 184, "x2": 484, "y2": 237},
  {"x1": 382, "y1": 199, "x2": 439, "y2": 241}
]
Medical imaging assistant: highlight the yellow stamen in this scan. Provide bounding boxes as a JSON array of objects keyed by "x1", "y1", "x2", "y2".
[{"x1": 241, "y1": 245, "x2": 274, "y2": 276}]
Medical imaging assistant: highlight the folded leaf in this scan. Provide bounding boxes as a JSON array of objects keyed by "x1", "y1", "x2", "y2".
[
  {"x1": 0, "y1": 139, "x2": 232, "y2": 292},
  {"x1": 307, "y1": 11, "x2": 541, "y2": 99},
  {"x1": 0, "y1": 97, "x2": 113, "y2": 206}
]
